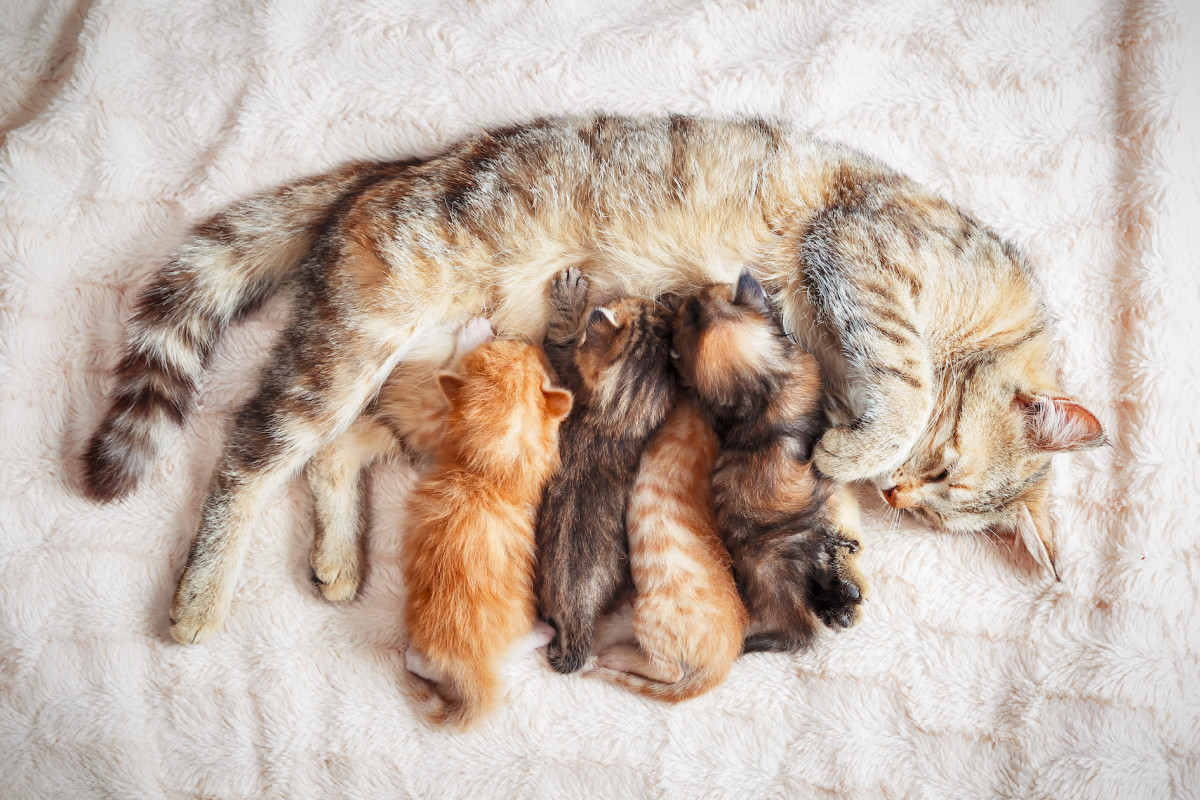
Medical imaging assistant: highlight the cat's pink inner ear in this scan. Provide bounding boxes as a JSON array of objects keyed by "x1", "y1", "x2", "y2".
[
  {"x1": 1013, "y1": 501, "x2": 1059, "y2": 579},
  {"x1": 1020, "y1": 394, "x2": 1105, "y2": 452},
  {"x1": 436, "y1": 372, "x2": 465, "y2": 402},
  {"x1": 543, "y1": 388, "x2": 573, "y2": 421}
]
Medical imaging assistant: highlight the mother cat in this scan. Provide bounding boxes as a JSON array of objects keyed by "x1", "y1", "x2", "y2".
[{"x1": 82, "y1": 114, "x2": 1104, "y2": 644}]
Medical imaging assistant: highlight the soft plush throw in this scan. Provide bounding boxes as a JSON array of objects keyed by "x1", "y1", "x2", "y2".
[{"x1": 1, "y1": 1, "x2": 1198, "y2": 797}]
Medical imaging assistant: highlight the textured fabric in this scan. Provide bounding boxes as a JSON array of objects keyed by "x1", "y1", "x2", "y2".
[{"x1": 1, "y1": 1, "x2": 1198, "y2": 798}]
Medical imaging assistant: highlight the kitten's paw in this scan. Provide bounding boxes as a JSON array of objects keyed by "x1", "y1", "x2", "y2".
[
  {"x1": 549, "y1": 268, "x2": 589, "y2": 322},
  {"x1": 546, "y1": 635, "x2": 588, "y2": 674},
  {"x1": 813, "y1": 425, "x2": 904, "y2": 482},
  {"x1": 528, "y1": 620, "x2": 556, "y2": 649},
  {"x1": 808, "y1": 537, "x2": 866, "y2": 630},
  {"x1": 405, "y1": 645, "x2": 440, "y2": 682},
  {"x1": 168, "y1": 569, "x2": 230, "y2": 645},
  {"x1": 309, "y1": 552, "x2": 361, "y2": 603},
  {"x1": 455, "y1": 317, "x2": 495, "y2": 356}
]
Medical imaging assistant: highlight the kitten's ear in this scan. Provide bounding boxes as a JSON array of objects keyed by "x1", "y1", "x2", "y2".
[
  {"x1": 1018, "y1": 393, "x2": 1105, "y2": 452},
  {"x1": 436, "y1": 372, "x2": 465, "y2": 402},
  {"x1": 543, "y1": 388, "x2": 573, "y2": 421},
  {"x1": 586, "y1": 306, "x2": 619, "y2": 332},
  {"x1": 658, "y1": 292, "x2": 685, "y2": 316},
  {"x1": 1012, "y1": 498, "x2": 1059, "y2": 580},
  {"x1": 733, "y1": 268, "x2": 770, "y2": 314}
]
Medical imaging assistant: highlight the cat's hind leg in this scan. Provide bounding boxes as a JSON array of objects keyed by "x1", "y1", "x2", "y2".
[
  {"x1": 306, "y1": 416, "x2": 398, "y2": 602},
  {"x1": 169, "y1": 313, "x2": 417, "y2": 644}
]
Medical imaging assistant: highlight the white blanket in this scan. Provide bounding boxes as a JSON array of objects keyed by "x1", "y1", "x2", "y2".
[{"x1": 2, "y1": 1, "x2": 1198, "y2": 797}]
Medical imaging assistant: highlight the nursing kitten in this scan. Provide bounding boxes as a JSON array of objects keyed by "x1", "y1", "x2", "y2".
[
  {"x1": 81, "y1": 114, "x2": 1103, "y2": 643},
  {"x1": 673, "y1": 271, "x2": 865, "y2": 653},
  {"x1": 588, "y1": 395, "x2": 747, "y2": 701},
  {"x1": 402, "y1": 336, "x2": 572, "y2": 729},
  {"x1": 536, "y1": 269, "x2": 674, "y2": 674}
]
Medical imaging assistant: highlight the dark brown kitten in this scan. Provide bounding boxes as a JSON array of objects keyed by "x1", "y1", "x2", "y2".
[
  {"x1": 672, "y1": 270, "x2": 865, "y2": 653},
  {"x1": 536, "y1": 268, "x2": 675, "y2": 674}
]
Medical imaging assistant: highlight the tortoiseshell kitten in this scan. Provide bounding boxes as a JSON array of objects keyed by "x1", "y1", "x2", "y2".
[
  {"x1": 536, "y1": 268, "x2": 674, "y2": 674},
  {"x1": 672, "y1": 270, "x2": 865, "y2": 653}
]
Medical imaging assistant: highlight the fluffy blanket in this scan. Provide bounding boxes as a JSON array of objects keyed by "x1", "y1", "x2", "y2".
[{"x1": 2, "y1": 1, "x2": 1198, "y2": 797}]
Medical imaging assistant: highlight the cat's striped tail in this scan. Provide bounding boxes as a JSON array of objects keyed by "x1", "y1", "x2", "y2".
[
  {"x1": 587, "y1": 663, "x2": 728, "y2": 704},
  {"x1": 82, "y1": 161, "x2": 382, "y2": 501}
]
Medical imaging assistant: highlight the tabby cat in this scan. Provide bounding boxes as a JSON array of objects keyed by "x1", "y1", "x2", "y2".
[
  {"x1": 673, "y1": 271, "x2": 865, "y2": 652},
  {"x1": 536, "y1": 269, "x2": 675, "y2": 674},
  {"x1": 588, "y1": 394, "x2": 747, "y2": 701},
  {"x1": 80, "y1": 114, "x2": 1104, "y2": 643},
  {"x1": 402, "y1": 334, "x2": 572, "y2": 728}
]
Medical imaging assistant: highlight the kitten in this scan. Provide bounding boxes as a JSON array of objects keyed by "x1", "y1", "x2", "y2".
[
  {"x1": 672, "y1": 270, "x2": 865, "y2": 653},
  {"x1": 536, "y1": 269, "x2": 675, "y2": 674},
  {"x1": 305, "y1": 317, "x2": 495, "y2": 603},
  {"x1": 588, "y1": 394, "x2": 748, "y2": 701},
  {"x1": 402, "y1": 336, "x2": 572, "y2": 729},
  {"x1": 80, "y1": 115, "x2": 1103, "y2": 643}
]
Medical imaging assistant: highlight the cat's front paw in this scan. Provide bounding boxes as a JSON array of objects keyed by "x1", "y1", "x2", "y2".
[
  {"x1": 169, "y1": 567, "x2": 231, "y2": 645},
  {"x1": 813, "y1": 425, "x2": 903, "y2": 482},
  {"x1": 549, "y1": 268, "x2": 589, "y2": 325},
  {"x1": 808, "y1": 537, "x2": 866, "y2": 630}
]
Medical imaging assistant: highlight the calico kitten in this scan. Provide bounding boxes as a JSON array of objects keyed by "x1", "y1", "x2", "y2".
[
  {"x1": 402, "y1": 336, "x2": 572, "y2": 729},
  {"x1": 81, "y1": 115, "x2": 1103, "y2": 643},
  {"x1": 536, "y1": 268, "x2": 675, "y2": 674},
  {"x1": 673, "y1": 271, "x2": 865, "y2": 653},
  {"x1": 588, "y1": 395, "x2": 747, "y2": 701}
]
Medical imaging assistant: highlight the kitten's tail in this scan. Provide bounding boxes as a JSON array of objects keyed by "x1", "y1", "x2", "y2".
[
  {"x1": 588, "y1": 663, "x2": 728, "y2": 704},
  {"x1": 82, "y1": 161, "x2": 386, "y2": 501},
  {"x1": 406, "y1": 666, "x2": 501, "y2": 730}
]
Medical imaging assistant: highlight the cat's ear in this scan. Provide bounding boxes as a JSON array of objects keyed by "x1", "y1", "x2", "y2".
[
  {"x1": 1018, "y1": 393, "x2": 1105, "y2": 452},
  {"x1": 543, "y1": 388, "x2": 573, "y2": 421},
  {"x1": 1011, "y1": 496, "x2": 1059, "y2": 580},
  {"x1": 733, "y1": 268, "x2": 770, "y2": 314},
  {"x1": 436, "y1": 372, "x2": 465, "y2": 402}
]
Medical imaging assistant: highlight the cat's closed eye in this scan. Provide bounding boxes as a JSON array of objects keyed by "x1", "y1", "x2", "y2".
[{"x1": 927, "y1": 469, "x2": 950, "y2": 483}]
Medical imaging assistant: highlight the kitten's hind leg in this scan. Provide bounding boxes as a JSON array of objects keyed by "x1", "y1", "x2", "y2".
[
  {"x1": 807, "y1": 486, "x2": 866, "y2": 629},
  {"x1": 592, "y1": 644, "x2": 684, "y2": 684},
  {"x1": 307, "y1": 416, "x2": 398, "y2": 602}
]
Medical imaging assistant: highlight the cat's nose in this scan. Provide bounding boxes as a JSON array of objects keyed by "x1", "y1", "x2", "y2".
[{"x1": 882, "y1": 486, "x2": 913, "y2": 509}]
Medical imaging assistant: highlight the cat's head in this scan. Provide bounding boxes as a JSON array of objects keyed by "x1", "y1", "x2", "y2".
[
  {"x1": 669, "y1": 270, "x2": 793, "y2": 412},
  {"x1": 877, "y1": 350, "x2": 1104, "y2": 576},
  {"x1": 436, "y1": 340, "x2": 572, "y2": 476},
  {"x1": 572, "y1": 296, "x2": 674, "y2": 428}
]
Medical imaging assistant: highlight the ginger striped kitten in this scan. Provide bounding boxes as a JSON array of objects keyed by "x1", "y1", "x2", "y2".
[
  {"x1": 536, "y1": 269, "x2": 674, "y2": 674},
  {"x1": 588, "y1": 394, "x2": 747, "y2": 701},
  {"x1": 673, "y1": 271, "x2": 865, "y2": 653},
  {"x1": 80, "y1": 114, "x2": 1104, "y2": 644},
  {"x1": 402, "y1": 329, "x2": 572, "y2": 729}
]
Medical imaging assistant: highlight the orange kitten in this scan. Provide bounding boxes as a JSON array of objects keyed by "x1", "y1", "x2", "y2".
[
  {"x1": 402, "y1": 338, "x2": 572, "y2": 729},
  {"x1": 589, "y1": 395, "x2": 748, "y2": 702}
]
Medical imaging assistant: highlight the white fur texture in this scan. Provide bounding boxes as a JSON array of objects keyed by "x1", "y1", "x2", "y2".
[{"x1": 2, "y1": 1, "x2": 1198, "y2": 798}]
